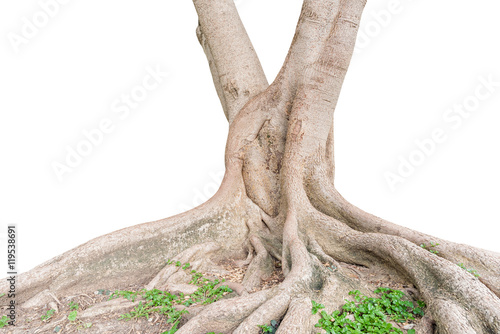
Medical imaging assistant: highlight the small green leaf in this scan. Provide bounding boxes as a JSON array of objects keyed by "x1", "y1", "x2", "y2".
[
  {"x1": 68, "y1": 310, "x2": 78, "y2": 322},
  {"x1": 0, "y1": 315, "x2": 9, "y2": 328}
]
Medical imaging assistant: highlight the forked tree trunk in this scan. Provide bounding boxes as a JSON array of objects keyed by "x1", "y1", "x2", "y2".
[{"x1": 3, "y1": 0, "x2": 500, "y2": 333}]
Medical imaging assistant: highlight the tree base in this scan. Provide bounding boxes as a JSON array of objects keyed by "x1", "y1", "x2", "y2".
[
  {"x1": 3, "y1": 0, "x2": 500, "y2": 332},
  {"x1": 9, "y1": 254, "x2": 434, "y2": 334}
]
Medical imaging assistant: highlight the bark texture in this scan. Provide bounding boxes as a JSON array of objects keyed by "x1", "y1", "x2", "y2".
[{"x1": 3, "y1": 0, "x2": 500, "y2": 333}]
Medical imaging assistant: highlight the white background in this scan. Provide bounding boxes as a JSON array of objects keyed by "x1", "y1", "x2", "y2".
[{"x1": 1, "y1": 0, "x2": 499, "y2": 274}]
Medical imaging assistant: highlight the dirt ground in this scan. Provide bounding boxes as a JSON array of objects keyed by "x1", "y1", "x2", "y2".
[{"x1": 2, "y1": 261, "x2": 424, "y2": 334}]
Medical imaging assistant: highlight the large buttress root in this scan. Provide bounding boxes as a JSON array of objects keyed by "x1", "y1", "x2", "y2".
[
  {"x1": 146, "y1": 242, "x2": 225, "y2": 291},
  {"x1": 305, "y1": 170, "x2": 500, "y2": 298},
  {"x1": 174, "y1": 212, "x2": 367, "y2": 334},
  {"x1": 174, "y1": 289, "x2": 273, "y2": 334},
  {"x1": 276, "y1": 297, "x2": 314, "y2": 334},
  {"x1": 0, "y1": 173, "x2": 257, "y2": 309},
  {"x1": 306, "y1": 209, "x2": 500, "y2": 333}
]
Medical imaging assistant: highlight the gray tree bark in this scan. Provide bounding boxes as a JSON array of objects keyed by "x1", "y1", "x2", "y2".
[{"x1": 3, "y1": 0, "x2": 500, "y2": 333}]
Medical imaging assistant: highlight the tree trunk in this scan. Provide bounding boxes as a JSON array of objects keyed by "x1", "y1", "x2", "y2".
[{"x1": 3, "y1": 0, "x2": 500, "y2": 333}]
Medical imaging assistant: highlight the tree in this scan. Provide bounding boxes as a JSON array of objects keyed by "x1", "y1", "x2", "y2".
[{"x1": 3, "y1": 0, "x2": 500, "y2": 332}]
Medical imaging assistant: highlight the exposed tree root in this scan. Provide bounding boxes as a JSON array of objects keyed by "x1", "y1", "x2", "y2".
[
  {"x1": 146, "y1": 242, "x2": 226, "y2": 290},
  {"x1": 169, "y1": 226, "x2": 368, "y2": 334},
  {"x1": 150, "y1": 184, "x2": 499, "y2": 334},
  {"x1": 241, "y1": 236, "x2": 275, "y2": 291},
  {"x1": 276, "y1": 296, "x2": 313, "y2": 334},
  {"x1": 175, "y1": 289, "x2": 273, "y2": 334},
  {"x1": 0, "y1": 174, "x2": 259, "y2": 309},
  {"x1": 233, "y1": 292, "x2": 290, "y2": 334},
  {"x1": 5, "y1": 0, "x2": 500, "y2": 333},
  {"x1": 414, "y1": 316, "x2": 436, "y2": 334},
  {"x1": 306, "y1": 171, "x2": 500, "y2": 299},
  {"x1": 306, "y1": 209, "x2": 500, "y2": 333},
  {"x1": 8, "y1": 201, "x2": 499, "y2": 333}
]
